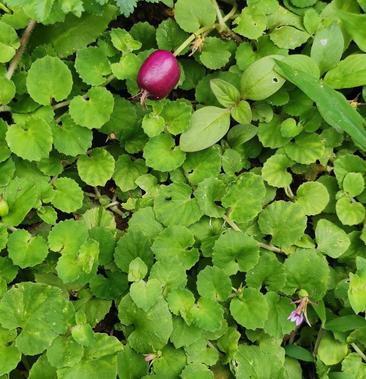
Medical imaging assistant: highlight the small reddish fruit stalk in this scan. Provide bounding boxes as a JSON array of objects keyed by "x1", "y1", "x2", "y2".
[{"x1": 137, "y1": 50, "x2": 180, "y2": 104}]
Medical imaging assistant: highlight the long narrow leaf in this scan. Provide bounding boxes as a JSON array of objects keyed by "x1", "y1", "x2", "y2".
[{"x1": 275, "y1": 60, "x2": 366, "y2": 151}]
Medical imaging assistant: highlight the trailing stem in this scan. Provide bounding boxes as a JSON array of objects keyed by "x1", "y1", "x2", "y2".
[{"x1": 6, "y1": 20, "x2": 37, "y2": 80}]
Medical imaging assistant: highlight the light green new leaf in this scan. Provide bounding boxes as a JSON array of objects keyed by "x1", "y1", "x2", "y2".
[
  {"x1": 336, "y1": 196, "x2": 365, "y2": 226},
  {"x1": 295, "y1": 181, "x2": 329, "y2": 216},
  {"x1": 161, "y1": 100, "x2": 192, "y2": 136},
  {"x1": 180, "y1": 106, "x2": 230, "y2": 152},
  {"x1": 52, "y1": 115, "x2": 92, "y2": 156},
  {"x1": 222, "y1": 173, "x2": 266, "y2": 225},
  {"x1": 275, "y1": 60, "x2": 366, "y2": 151},
  {"x1": 212, "y1": 230, "x2": 259, "y2": 275},
  {"x1": 75, "y1": 47, "x2": 111, "y2": 86},
  {"x1": 143, "y1": 133, "x2": 186, "y2": 172},
  {"x1": 0, "y1": 283, "x2": 72, "y2": 355},
  {"x1": 262, "y1": 153, "x2": 293, "y2": 188},
  {"x1": 316, "y1": 219, "x2": 350, "y2": 259},
  {"x1": 0, "y1": 76, "x2": 16, "y2": 105},
  {"x1": 26, "y1": 56, "x2": 73, "y2": 105},
  {"x1": 258, "y1": 201, "x2": 307, "y2": 247},
  {"x1": 110, "y1": 28, "x2": 141, "y2": 53},
  {"x1": 51, "y1": 177, "x2": 83, "y2": 213},
  {"x1": 318, "y1": 332, "x2": 348, "y2": 366},
  {"x1": 6, "y1": 118, "x2": 53, "y2": 161},
  {"x1": 130, "y1": 279, "x2": 162, "y2": 312},
  {"x1": 210, "y1": 79, "x2": 240, "y2": 108},
  {"x1": 113, "y1": 154, "x2": 147, "y2": 192},
  {"x1": 7, "y1": 229, "x2": 49, "y2": 268},
  {"x1": 348, "y1": 273, "x2": 366, "y2": 314},
  {"x1": 230, "y1": 288, "x2": 269, "y2": 330},
  {"x1": 69, "y1": 87, "x2": 114, "y2": 129},
  {"x1": 343, "y1": 172, "x2": 365, "y2": 197},
  {"x1": 0, "y1": 22, "x2": 19, "y2": 63},
  {"x1": 154, "y1": 183, "x2": 203, "y2": 227},
  {"x1": 174, "y1": 0, "x2": 216, "y2": 33},
  {"x1": 77, "y1": 148, "x2": 115, "y2": 186}
]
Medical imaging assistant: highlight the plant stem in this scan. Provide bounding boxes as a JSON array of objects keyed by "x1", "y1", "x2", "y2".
[
  {"x1": 0, "y1": 105, "x2": 11, "y2": 112},
  {"x1": 352, "y1": 343, "x2": 366, "y2": 362},
  {"x1": 257, "y1": 242, "x2": 283, "y2": 254},
  {"x1": 110, "y1": 206, "x2": 124, "y2": 217},
  {"x1": 0, "y1": 2, "x2": 10, "y2": 13},
  {"x1": 6, "y1": 20, "x2": 36, "y2": 80},
  {"x1": 285, "y1": 185, "x2": 295, "y2": 199},
  {"x1": 105, "y1": 201, "x2": 120, "y2": 209},
  {"x1": 223, "y1": 214, "x2": 284, "y2": 254},
  {"x1": 173, "y1": 25, "x2": 214, "y2": 56},
  {"x1": 212, "y1": 0, "x2": 227, "y2": 31},
  {"x1": 7, "y1": 226, "x2": 18, "y2": 232},
  {"x1": 313, "y1": 328, "x2": 324, "y2": 357}
]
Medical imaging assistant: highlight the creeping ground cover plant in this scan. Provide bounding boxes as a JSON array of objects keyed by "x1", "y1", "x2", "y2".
[{"x1": 3, "y1": 0, "x2": 366, "y2": 378}]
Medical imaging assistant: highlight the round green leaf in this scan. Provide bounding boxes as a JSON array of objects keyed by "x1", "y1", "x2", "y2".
[
  {"x1": 143, "y1": 133, "x2": 186, "y2": 172},
  {"x1": 200, "y1": 37, "x2": 234, "y2": 70},
  {"x1": 336, "y1": 196, "x2": 365, "y2": 226},
  {"x1": 113, "y1": 154, "x2": 147, "y2": 192},
  {"x1": 156, "y1": 18, "x2": 189, "y2": 54},
  {"x1": 258, "y1": 201, "x2": 307, "y2": 247},
  {"x1": 0, "y1": 21, "x2": 19, "y2": 63},
  {"x1": 212, "y1": 230, "x2": 259, "y2": 275},
  {"x1": 284, "y1": 249, "x2": 330, "y2": 301},
  {"x1": 154, "y1": 183, "x2": 203, "y2": 227},
  {"x1": 26, "y1": 56, "x2": 73, "y2": 105},
  {"x1": 189, "y1": 297, "x2": 224, "y2": 332},
  {"x1": 75, "y1": 47, "x2": 111, "y2": 86},
  {"x1": 262, "y1": 153, "x2": 293, "y2": 188},
  {"x1": 7, "y1": 229, "x2": 49, "y2": 268},
  {"x1": 315, "y1": 219, "x2": 350, "y2": 259},
  {"x1": 195, "y1": 178, "x2": 226, "y2": 218},
  {"x1": 53, "y1": 115, "x2": 92, "y2": 156},
  {"x1": 222, "y1": 173, "x2": 266, "y2": 225},
  {"x1": 6, "y1": 118, "x2": 52, "y2": 161},
  {"x1": 69, "y1": 87, "x2": 114, "y2": 129},
  {"x1": 174, "y1": 0, "x2": 216, "y2": 33},
  {"x1": 197, "y1": 266, "x2": 232, "y2": 302},
  {"x1": 0, "y1": 282, "x2": 72, "y2": 355},
  {"x1": 77, "y1": 148, "x2": 115, "y2": 186},
  {"x1": 284, "y1": 133, "x2": 325, "y2": 164},
  {"x1": 51, "y1": 177, "x2": 84, "y2": 213},
  {"x1": 47, "y1": 336, "x2": 84, "y2": 369},
  {"x1": 230, "y1": 288, "x2": 269, "y2": 330},
  {"x1": 0, "y1": 76, "x2": 16, "y2": 105},
  {"x1": 181, "y1": 363, "x2": 214, "y2": 379},
  {"x1": 343, "y1": 172, "x2": 365, "y2": 197},
  {"x1": 318, "y1": 332, "x2": 348, "y2": 366},
  {"x1": 295, "y1": 181, "x2": 329, "y2": 216}
]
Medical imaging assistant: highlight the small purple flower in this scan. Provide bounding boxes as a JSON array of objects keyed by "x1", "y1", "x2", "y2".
[
  {"x1": 288, "y1": 310, "x2": 304, "y2": 326},
  {"x1": 144, "y1": 353, "x2": 156, "y2": 363}
]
